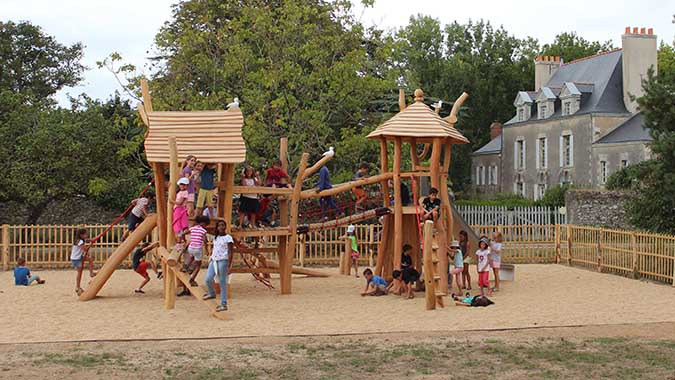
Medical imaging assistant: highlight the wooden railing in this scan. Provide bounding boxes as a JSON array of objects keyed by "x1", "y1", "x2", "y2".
[{"x1": 2, "y1": 223, "x2": 674, "y2": 286}]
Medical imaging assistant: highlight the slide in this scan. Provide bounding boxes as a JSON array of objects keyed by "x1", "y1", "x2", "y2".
[
  {"x1": 79, "y1": 214, "x2": 158, "y2": 301},
  {"x1": 450, "y1": 203, "x2": 479, "y2": 258}
]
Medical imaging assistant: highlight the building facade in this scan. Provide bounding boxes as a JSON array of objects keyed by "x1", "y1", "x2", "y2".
[{"x1": 471, "y1": 27, "x2": 657, "y2": 199}]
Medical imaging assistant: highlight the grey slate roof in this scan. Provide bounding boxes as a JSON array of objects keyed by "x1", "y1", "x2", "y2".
[
  {"x1": 594, "y1": 113, "x2": 651, "y2": 144},
  {"x1": 472, "y1": 135, "x2": 502, "y2": 155},
  {"x1": 505, "y1": 49, "x2": 629, "y2": 125}
]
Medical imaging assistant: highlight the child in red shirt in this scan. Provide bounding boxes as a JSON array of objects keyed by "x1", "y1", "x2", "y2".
[{"x1": 265, "y1": 159, "x2": 291, "y2": 188}]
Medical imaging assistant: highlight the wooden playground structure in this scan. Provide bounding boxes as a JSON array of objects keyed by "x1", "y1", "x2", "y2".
[{"x1": 76, "y1": 82, "x2": 476, "y2": 317}]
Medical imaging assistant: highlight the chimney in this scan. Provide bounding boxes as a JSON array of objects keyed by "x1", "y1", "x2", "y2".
[
  {"x1": 622, "y1": 26, "x2": 657, "y2": 113},
  {"x1": 535, "y1": 55, "x2": 561, "y2": 91},
  {"x1": 489, "y1": 122, "x2": 503, "y2": 140}
]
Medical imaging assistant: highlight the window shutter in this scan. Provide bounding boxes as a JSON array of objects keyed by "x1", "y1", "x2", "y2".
[
  {"x1": 514, "y1": 141, "x2": 518, "y2": 170},
  {"x1": 482, "y1": 167, "x2": 486, "y2": 186},
  {"x1": 569, "y1": 135, "x2": 574, "y2": 167},
  {"x1": 535, "y1": 139, "x2": 540, "y2": 170},
  {"x1": 494, "y1": 166, "x2": 498, "y2": 185},
  {"x1": 476, "y1": 166, "x2": 480, "y2": 185},
  {"x1": 523, "y1": 140, "x2": 527, "y2": 170},
  {"x1": 559, "y1": 136, "x2": 563, "y2": 167},
  {"x1": 543, "y1": 138, "x2": 548, "y2": 169}
]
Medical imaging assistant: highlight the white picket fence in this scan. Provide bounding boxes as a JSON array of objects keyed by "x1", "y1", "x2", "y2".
[{"x1": 456, "y1": 205, "x2": 566, "y2": 226}]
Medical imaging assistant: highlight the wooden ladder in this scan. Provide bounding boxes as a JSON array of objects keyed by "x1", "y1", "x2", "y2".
[{"x1": 422, "y1": 221, "x2": 444, "y2": 310}]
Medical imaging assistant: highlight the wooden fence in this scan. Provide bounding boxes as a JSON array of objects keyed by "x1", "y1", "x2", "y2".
[
  {"x1": 456, "y1": 205, "x2": 566, "y2": 226},
  {"x1": 2, "y1": 223, "x2": 674, "y2": 286}
]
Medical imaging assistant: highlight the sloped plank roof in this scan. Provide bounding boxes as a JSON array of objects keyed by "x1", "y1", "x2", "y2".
[
  {"x1": 143, "y1": 108, "x2": 246, "y2": 164},
  {"x1": 367, "y1": 99, "x2": 469, "y2": 144}
]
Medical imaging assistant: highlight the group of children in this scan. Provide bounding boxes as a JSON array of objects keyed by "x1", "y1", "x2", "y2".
[{"x1": 359, "y1": 230, "x2": 503, "y2": 307}]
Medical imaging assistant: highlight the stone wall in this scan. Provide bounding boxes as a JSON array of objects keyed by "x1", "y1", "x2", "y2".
[
  {"x1": 565, "y1": 189, "x2": 635, "y2": 229},
  {"x1": 0, "y1": 197, "x2": 122, "y2": 226}
]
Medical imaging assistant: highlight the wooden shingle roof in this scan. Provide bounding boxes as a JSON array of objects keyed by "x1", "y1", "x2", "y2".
[
  {"x1": 367, "y1": 90, "x2": 469, "y2": 144},
  {"x1": 143, "y1": 108, "x2": 246, "y2": 164}
]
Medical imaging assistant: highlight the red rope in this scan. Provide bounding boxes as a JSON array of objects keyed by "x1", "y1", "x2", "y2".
[
  {"x1": 410, "y1": 176, "x2": 425, "y2": 251},
  {"x1": 89, "y1": 180, "x2": 155, "y2": 245}
]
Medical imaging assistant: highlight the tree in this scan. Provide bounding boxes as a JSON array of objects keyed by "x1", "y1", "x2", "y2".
[
  {"x1": 147, "y1": 0, "x2": 394, "y2": 182},
  {"x1": 541, "y1": 32, "x2": 614, "y2": 62}
]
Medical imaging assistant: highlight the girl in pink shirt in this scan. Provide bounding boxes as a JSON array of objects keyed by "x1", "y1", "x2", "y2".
[{"x1": 172, "y1": 178, "x2": 190, "y2": 251}]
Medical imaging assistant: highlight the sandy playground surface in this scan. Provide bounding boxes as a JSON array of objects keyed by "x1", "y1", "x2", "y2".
[{"x1": 1, "y1": 264, "x2": 675, "y2": 344}]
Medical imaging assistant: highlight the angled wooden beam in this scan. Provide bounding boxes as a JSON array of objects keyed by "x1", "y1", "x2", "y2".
[
  {"x1": 140, "y1": 78, "x2": 153, "y2": 113},
  {"x1": 302, "y1": 154, "x2": 334, "y2": 181},
  {"x1": 444, "y1": 92, "x2": 469, "y2": 125},
  {"x1": 398, "y1": 88, "x2": 406, "y2": 111}
]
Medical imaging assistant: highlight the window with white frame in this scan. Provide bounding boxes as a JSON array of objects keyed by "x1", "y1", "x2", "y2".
[
  {"x1": 560, "y1": 134, "x2": 573, "y2": 167},
  {"x1": 489, "y1": 166, "x2": 497, "y2": 185},
  {"x1": 479, "y1": 166, "x2": 485, "y2": 186},
  {"x1": 515, "y1": 139, "x2": 526, "y2": 170},
  {"x1": 600, "y1": 161, "x2": 608, "y2": 184},
  {"x1": 475, "y1": 166, "x2": 481, "y2": 185},
  {"x1": 537, "y1": 137, "x2": 547, "y2": 169},
  {"x1": 518, "y1": 108, "x2": 525, "y2": 121},
  {"x1": 563, "y1": 101, "x2": 571, "y2": 116},
  {"x1": 515, "y1": 182, "x2": 525, "y2": 197},
  {"x1": 539, "y1": 104, "x2": 548, "y2": 119}
]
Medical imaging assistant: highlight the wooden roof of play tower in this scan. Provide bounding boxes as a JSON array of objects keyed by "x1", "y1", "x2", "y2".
[
  {"x1": 137, "y1": 80, "x2": 246, "y2": 164},
  {"x1": 367, "y1": 89, "x2": 469, "y2": 144}
]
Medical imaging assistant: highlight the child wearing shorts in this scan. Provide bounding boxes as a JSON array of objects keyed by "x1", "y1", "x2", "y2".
[
  {"x1": 346, "y1": 225, "x2": 360, "y2": 278},
  {"x1": 71, "y1": 228, "x2": 96, "y2": 296},
  {"x1": 448, "y1": 240, "x2": 464, "y2": 296},
  {"x1": 133, "y1": 242, "x2": 161, "y2": 293},
  {"x1": 122, "y1": 193, "x2": 154, "y2": 241},
  {"x1": 361, "y1": 268, "x2": 388, "y2": 296},
  {"x1": 180, "y1": 215, "x2": 210, "y2": 295},
  {"x1": 476, "y1": 236, "x2": 491, "y2": 296},
  {"x1": 490, "y1": 231, "x2": 503, "y2": 292}
]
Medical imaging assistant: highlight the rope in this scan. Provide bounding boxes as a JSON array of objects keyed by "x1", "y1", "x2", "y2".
[
  {"x1": 410, "y1": 176, "x2": 425, "y2": 251},
  {"x1": 240, "y1": 248, "x2": 274, "y2": 289},
  {"x1": 83, "y1": 180, "x2": 155, "y2": 262}
]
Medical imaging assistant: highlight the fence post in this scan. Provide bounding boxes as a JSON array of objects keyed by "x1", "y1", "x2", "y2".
[
  {"x1": 368, "y1": 224, "x2": 375, "y2": 267},
  {"x1": 299, "y1": 234, "x2": 306, "y2": 267},
  {"x1": 597, "y1": 228, "x2": 603, "y2": 272},
  {"x1": 2, "y1": 224, "x2": 9, "y2": 271},
  {"x1": 555, "y1": 224, "x2": 561, "y2": 264},
  {"x1": 566, "y1": 224, "x2": 573, "y2": 266},
  {"x1": 630, "y1": 232, "x2": 638, "y2": 279}
]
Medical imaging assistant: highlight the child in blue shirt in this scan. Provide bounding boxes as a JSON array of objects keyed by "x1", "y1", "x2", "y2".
[
  {"x1": 361, "y1": 268, "x2": 388, "y2": 296},
  {"x1": 14, "y1": 257, "x2": 45, "y2": 286}
]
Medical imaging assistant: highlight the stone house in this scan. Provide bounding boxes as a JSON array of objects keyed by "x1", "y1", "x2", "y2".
[{"x1": 471, "y1": 27, "x2": 657, "y2": 199}]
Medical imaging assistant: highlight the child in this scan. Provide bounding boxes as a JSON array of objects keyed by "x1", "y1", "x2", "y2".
[
  {"x1": 451, "y1": 293, "x2": 494, "y2": 307},
  {"x1": 344, "y1": 225, "x2": 360, "y2": 278},
  {"x1": 203, "y1": 220, "x2": 243, "y2": 312},
  {"x1": 387, "y1": 179, "x2": 411, "y2": 206},
  {"x1": 448, "y1": 240, "x2": 464, "y2": 296},
  {"x1": 171, "y1": 178, "x2": 190, "y2": 251},
  {"x1": 265, "y1": 159, "x2": 291, "y2": 188},
  {"x1": 361, "y1": 268, "x2": 388, "y2": 296},
  {"x1": 316, "y1": 165, "x2": 341, "y2": 220},
  {"x1": 476, "y1": 236, "x2": 491, "y2": 296},
  {"x1": 196, "y1": 162, "x2": 217, "y2": 217},
  {"x1": 181, "y1": 155, "x2": 197, "y2": 217},
  {"x1": 459, "y1": 230, "x2": 472, "y2": 290},
  {"x1": 490, "y1": 231, "x2": 503, "y2": 292},
  {"x1": 421, "y1": 187, "x2": 441, "y2": 223},
  {"x1": 179, "y1": 215, "x2": 210, "y2": 295},
  {"x1": 238, "y1": 165, "x2": 261, "y2": 228},
  {"x1": 256, "y1": 194, "x2": 275, "y2": 227},
  {"x1": 353, "y1": 162, "x2": 370, "y2": 211},
  {"x1": 132, "y1": 242, "x2": 161, "y2": 293},
  {"x1": 387, "y1": 269, "x2": 404, "y2": 295},
  {"x1": 13, "y1": 257, "x2": 45, "y2": 286},
  {"x1": 71, "y1": 228, "x2": 96, "y2": 295},
  {"x1": 400, "y1": 244, "x2": 419, "y2": 299},
  {"x1": 122, "y1": 192, "x2": 154, "y2": 241}
]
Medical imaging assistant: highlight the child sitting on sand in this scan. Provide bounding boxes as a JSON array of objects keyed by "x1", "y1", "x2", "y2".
[
  {"x1": 132, "y1": 242, "x2": 161, "y2": 293},
  {"x1": 361, "y1": 268, "x2": 388, "y2": 296},
  {"x1": 387, "y1": 269, "x2": 404, "y2": 295},
  {"x1": 14, "y1": 257, "x2": 45, "y2": 286}
]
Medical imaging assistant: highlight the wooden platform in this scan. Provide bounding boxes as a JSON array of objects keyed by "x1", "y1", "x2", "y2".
[{"x1": 230, "y1": 227, "x2": 291, "y2": 237}]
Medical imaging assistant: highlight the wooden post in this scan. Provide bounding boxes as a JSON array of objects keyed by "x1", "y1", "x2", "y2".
[
  {"x1": 278, "y1": 138, "x2": 290, "y2": 269},
  {"x1": 380, "y1": 139, "x2": 390, "y2": 207},
  {"x1": 165, "y1": 136, "x2": 179, "y2": 309},
  {"x1": 2, "y1": 224, "x2": 8, "y2": 271},
  {"x1": 222, "y1": 164, "x2": 235, "y2": 232},
  {"x1": 393, "y1": 138, "x2": 403, "y2": 270},
  {"x1": 555, "y1": 224, "x2": 561, "y2": 264},
  {"x1": 283, "y1": 153, "x2": 309, "y2": 294},
  {"x1": 368, "y1": 224, "x2": 375, "y2": 268},
  {"x1": 151, "y1": 162, "x2": 167, "y2": 247},
  {"x1": 375, "y1": 215, "x2": 390, "y2": 276},
  {"x1": 567, "y1": 224, "x2": 573, "y2": 266},
  {"x1": 597, "y1": 228, "x2": 603, "y2": 272},
  {"x1": 422, "y1": 221, "x2": 436, "y2": 310},
  {"x1": 342, "y1": 237, "x2": 351, "y2": 275},
  {"x1": 140, "y1": 78, "x2": 153, "y2": 112},
  {"x1": 630, "y1": 232, "x2": 638, "y2": 279},
  {"x1": 429, "y1": 138, "x2": 447, "y2": 293}
]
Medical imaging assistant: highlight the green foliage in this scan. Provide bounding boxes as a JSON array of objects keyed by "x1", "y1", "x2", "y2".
[
  {"x1": 455, "y1": 193, "x2": 535, "y2": 207},
  {"x1": 535, "y1": 184, "x2": 571, "y2": 208},
  {"x1": 541, "y1": 32, "x2": 614, "y2": 62},
  {"x1": 606, "y1": 161, "x2": 654, "y2": 190}
]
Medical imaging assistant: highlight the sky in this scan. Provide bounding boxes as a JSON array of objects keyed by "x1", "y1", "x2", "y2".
[{"x1": 2, "y1": 0, "x2": 673, "y2": 107}]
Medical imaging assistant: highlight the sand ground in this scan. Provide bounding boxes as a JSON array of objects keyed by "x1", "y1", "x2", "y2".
[{"x1": 1, "y1": 264, "x2": 675, "y2": 344}]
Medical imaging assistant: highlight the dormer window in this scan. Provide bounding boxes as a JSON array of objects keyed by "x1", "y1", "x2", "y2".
[
  {"x1": 514, "y1": 91, "x2": 533, "y2": 122},
  {"x1": 518, "y1": 108, "x2": 525, "y2": 121},
  {"x1": 536, "y1": 87, "x2": 556, "y2": 120},
  {"x1": 560, "y1": 82, "x2": 583, "y2": 116}
]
